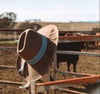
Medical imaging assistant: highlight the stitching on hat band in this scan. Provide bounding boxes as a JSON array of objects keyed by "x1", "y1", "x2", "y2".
[{"x1": 27, "y1": 36, "x2": 47, "y2": 64}]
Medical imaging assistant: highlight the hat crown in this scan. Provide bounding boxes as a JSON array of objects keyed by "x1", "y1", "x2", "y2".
[{"x1": 17, "y1": 29, "x2": 43, "y2": 60}]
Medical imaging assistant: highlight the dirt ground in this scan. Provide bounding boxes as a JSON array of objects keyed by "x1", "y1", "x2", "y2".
[{"x1": 0, "y1": 44, "x2": 100, "y2": 94}]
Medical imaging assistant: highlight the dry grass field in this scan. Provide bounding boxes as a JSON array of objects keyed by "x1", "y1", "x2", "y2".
[
  {"x1": 15, "y1": 22, "x2": 100, "y2": 31},
  {"x1": 0, "y1": 22, "x2": 100, "y2": 94},
  {"x1": 0, "y1": 43, "x2": 100, "y2": 94}
]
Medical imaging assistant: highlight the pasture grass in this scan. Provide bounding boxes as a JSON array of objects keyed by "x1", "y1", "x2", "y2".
[{"x1": 0, "y1": 46, "x2": 100, "y2": 94}]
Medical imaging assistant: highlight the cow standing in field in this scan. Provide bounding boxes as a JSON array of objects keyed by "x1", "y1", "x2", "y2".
[
  {"x1": 57, "y1": 42, "x2": 85, "y2": 72},
  {"x1": 95, "y1": 32, "x2": 100, "y2": 49}
]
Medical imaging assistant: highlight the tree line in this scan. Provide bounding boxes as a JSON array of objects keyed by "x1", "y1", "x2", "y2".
[
  {"x1": 0, "y1": 12, "x2": 16, "y2": 28},
  {"x1": 0, "y1": 12, "x2": 41, "y2": 30}
]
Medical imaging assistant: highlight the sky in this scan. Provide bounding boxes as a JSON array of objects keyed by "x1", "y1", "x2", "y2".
[{"x1": 0, "y1": 0, "x2": 99, "y2": 22}]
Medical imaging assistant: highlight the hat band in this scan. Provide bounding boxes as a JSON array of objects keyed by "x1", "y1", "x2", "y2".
[{"x1": 27, "y1": 36, "x2": 47, "y2": 64}]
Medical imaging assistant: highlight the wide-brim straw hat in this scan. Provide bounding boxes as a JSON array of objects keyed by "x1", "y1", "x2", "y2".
[{"x1": 16, "y1": 24, "x2": 59, "y2": 82}]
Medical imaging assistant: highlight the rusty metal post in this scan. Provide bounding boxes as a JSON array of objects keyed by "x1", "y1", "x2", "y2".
[
  {"x1": 54, "y1": 52, "x2": 58, "y2": 80},
  {"x1": 54, "y1": 53, "x2": 57, "y2": 94}
]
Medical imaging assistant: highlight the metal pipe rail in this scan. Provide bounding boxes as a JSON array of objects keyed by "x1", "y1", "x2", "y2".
[
  {"x1": 0, "y1": 35, "x2": 100, "y2": 43},
  {"x1": 57, "y1": 70, "x2": 93, "y2": 77},
  {"x1": 58, "y1": 88, "x2": 88, "y2": 94},
  {"x1": 0, "y1": 80, "x2": 25, "y2": 85},
  {"x1": 36, "y1": 75, "x2": 100, "y2": 92},
  {"x1": 0, "y1": 65, "x2": 16, "y2": 69},
  {"x1": 59, "y1": 35, "x2": 100, "y2": 42},
  {"x1": 0, "y1": 40, "x2": 17, "y2": 44},
  {"x1": 0, "y1": 46, "x2": 99, "y2": 57},
  {"x1": 0, "y1": 29, "x2": 24, "y2": 32},
  {"x1": 0, "y1": 46, "x2": 16, "y2": 49},
  {"x1": 57, "y1": 50, "x2": 100, "y2": 57},
  {"x1": 37, "y1": 75, "x2": 100, "y2": 86},
  {"x1": 0, "y1": 29, "x2": 99, "y2": 34}
]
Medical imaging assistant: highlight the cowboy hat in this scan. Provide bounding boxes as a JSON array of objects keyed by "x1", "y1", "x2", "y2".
[{"x1": 16, "y1": 24, "x2": 59, "y2": 82}]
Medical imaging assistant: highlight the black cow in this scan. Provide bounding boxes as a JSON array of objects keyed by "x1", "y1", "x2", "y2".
[{"x1": 57, "y1": 42, "x2": 85, "y2": 72}]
